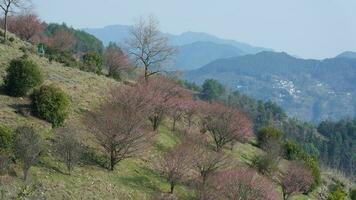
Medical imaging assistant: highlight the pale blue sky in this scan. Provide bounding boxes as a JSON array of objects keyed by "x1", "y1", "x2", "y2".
[{"x1": 33, "y1": 0, "x2": 356, "y2": 59}]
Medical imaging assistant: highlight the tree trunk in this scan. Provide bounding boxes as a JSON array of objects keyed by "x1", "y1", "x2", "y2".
[
  {"x1": 23, "y1": 168, "x2": 29, "y2": 181},
  {"x1": 3, "y1": 11, "x2": 8, "y2": 41},
  {"x1": 110, "y1": 150, "x2": 115, "y2": 171},
  {"x1": 169, "y1": 182, "x2": 175, "y2": 194},
  {"x1": 172, "y1": 118, "x2": 176, "y2": 132},
  {"x1": 144, "y1": 66, "x2": 148, "y2": 81}
]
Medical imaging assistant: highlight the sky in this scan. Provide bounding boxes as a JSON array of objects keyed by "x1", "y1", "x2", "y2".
[{"x1": 33, "y1": 0, "x2": 356, "y2": 59}]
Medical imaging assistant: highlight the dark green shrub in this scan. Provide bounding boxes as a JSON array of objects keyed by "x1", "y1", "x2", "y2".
[
  {"x1": 81, "y1": 52, "x2": 103, "y2": 74},
  {"x1": 350, "y1": 188, "x2": 356, "y2": 200},
  {"x1": 44, "y1": 46, "x2": 81, "y2": 68},
  {"x1": 0, "y1": 125, "x2": 14, "y2": 151},
  {"x1": 31, "y1": 85, "x2": 70, "y2": 127},
  {"x1": 328, "y1": 184, "x2": 347, "y2": 200},
  {"x1": 251, "y1": 153, "x2": 279, "y2": 177},
  {"x1": 256, "y1": 126, "x2": 283, "y2": 149},
  {"x1": 4, "y1": 58, "x2": 43, "y2": 97},
  {"x1": 9, "y1": 37, "x2": 15, "y2": 43},
  {"x1": 283, "y1": 140, "x2": 303, "y2": 160}
]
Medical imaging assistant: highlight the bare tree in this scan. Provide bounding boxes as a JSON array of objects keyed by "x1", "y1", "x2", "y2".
[
  {"x1": 46, "y1": 29, "x2": 76, "y2": 51},
  {"x1": 200, "y1": 102, "x2": 252, "y2": 151},
  {"x1": 54, "y1": 126, "x2": 81, "y2": 175},
  {"x1": 15, "y1": 126, "x2": 42, "y2": 181},
  {"x1": 280, "y1": 162, "x2": 313, "y2": 200},
  {"x1": 127, "y1": 16, "x2": 176, "y2": 80},
  {"x1": 158, "y1": 142, "x2": 193, "y2": 194},
  {"x1": 211, "y1": 169, "x2": 278, "y2": 200},
  {"x1": 84, "y1": 86, "x2": 152, "y2": 171},
  {"x1": 104, "y1": 42, "x2": 131, "y2": 79},
  {"x1": 0, "y1": 0, "x2": 31, "y2": 41},
  {"x1": 2, "y1": 13, "x2": 43, "y2": 42},
  {"x1": 136, "y1": 76, "x2": 186, "y2": 131},
  {"x1": 191, "y1": 139, "x2": 226, "y2": 199}
]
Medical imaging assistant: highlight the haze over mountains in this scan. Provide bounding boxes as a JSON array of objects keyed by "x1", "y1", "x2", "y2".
[
  {"x1": 84, "y1": 25, "x2": 356, "y2": 122},
  {"x1": 84, "y1": 25, "x2": 270, "y2": 70}
]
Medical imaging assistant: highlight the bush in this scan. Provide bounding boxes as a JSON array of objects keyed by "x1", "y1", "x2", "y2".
[
  {"x1": 0, "y1": 125, "x2": 14, "y2": 151},
  {"x1": 44, "y1": 46, "x2": 81, "y2": 68},
  {"x1": 31, "y1": 85, "x2": 70, "y2": 127},
  {"x1": 328, "y1": 184, "x2": 347, "y2": 200},
  {"x1": 251, "y1": 153, "x2": 279, "y2": 177},
  {"x1": 350, "y1": 188, "x2": 356, "y2": 200},
  {"x1": 81, "y1": 52, "x2": 103, "y2": 74},
  {"x1": 283, "y1": 140, "x2": 303, "y2": 160},
  {"x1": 257, "y1": 126, "x2": 283, "y2": 149},
  {"x1": 4, "y1": 58, "x2": 43, "y2": 97}
]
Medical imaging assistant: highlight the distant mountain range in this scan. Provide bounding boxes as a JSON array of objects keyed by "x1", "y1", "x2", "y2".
[
  {"x1": 85, "y1": 25, "x2": 356, "y2": 122},
  {"x1": 84, "y1": 25, "x2": 271, "y2": 70},
  {"x1": 186, "y1": 51, "x2": 356, "y2": 122}
]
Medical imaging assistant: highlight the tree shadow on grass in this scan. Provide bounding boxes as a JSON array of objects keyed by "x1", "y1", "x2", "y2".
[
  {"x1": 9, "y1": 103, "x2": 32, "y2": 117},
  {"x1": 79, "y1": 145, "x2": 108, "y2": 169},
  {"x1": 117, "y1": 166, "x2": 163, "y2": 194},
  {"x1": 37, "y1": 158, "x2": 66, "y2": 175}
]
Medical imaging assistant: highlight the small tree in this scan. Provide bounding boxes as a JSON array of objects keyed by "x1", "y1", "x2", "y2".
[
  {"x1": 200, "y1": 102, "x2": 252, "y2": 151},
  {"x1": 0, "y1": 0, "x2": 31, "y2": 41},
  {"x1": 191, "y1": 139, "x2": 226, "y2": 199},
  {"x1": 257, "y1": 126, "x2": 283, "y2": 150},
  {"x1": 138, "y1": 77, "x2": 185, "y2": 131},
  {"x1": 168, "y1": 91, "x2": 193, "y2": 132},
  {"x1": 0, "y1": 124, "x2": 14, "y2": 151},
  {"x1": 257, "y1": 127, "x2": 283, "y2": 163},
  {"x1": 46, "y1": 29, "x2": 76, "y2": 51},
  {"x1": 104, "y1": 42, "x2": 130, "y2": 80},
  {"x1": 199, "y1": 79, "x2": 225, "y2": 102},
  {"x1": 158, "y1": 142, "x2": 193, "y2": 194},
  {"x1": 327, "y1": 184, "x2": 347, "y2": 200},
  {"x1": 127, "y1": 16, "x2": 176, "y2": 80},
  {"x1": 4, "y1": 57, "x2": 43, "y2": 97},
  {"x1": 350, "y1": 188, "x2": 356, "y2": 200},
  {"x1": 54, "y1": 126, "x2": 81, "y2": 175},
  {"x1": 211, "y1": 169, "x2": 278, "y2": 200},
  {"x1": 251, "y1": 153, "x2": 279, "y2": 177},
  {"x1": 1, "y1": 13, "x2": 43, "y2": 42},
  {"x1": 31, "y1": 85, "x2": 70, "y2": 127},
  {"x1": 85, "y1": 86, "x2": 152, "y2": 171},
  {"x1": 82, "y1": 51, "x2": 103, "y2": 74},
  {"x1": 15, "y1": 126, "x2": 42, "y2": 181},
  {"x1": 280, "y1": 162, "x2": 313, "y2": 200}
]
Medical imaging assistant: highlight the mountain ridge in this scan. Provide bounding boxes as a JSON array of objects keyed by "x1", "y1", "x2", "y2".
[{"x1": 185, "y1": 51, "x2": 356, "y2": 122}]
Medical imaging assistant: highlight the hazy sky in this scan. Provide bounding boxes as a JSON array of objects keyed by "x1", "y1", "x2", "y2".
[{"x1": 34, "y1": 0, "x2": 356, "y2": 59}]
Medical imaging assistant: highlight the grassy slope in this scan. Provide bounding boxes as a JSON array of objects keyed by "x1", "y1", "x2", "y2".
[
  {"x1": 0, "y1": 36, "x2": 195, "y2": 199},
  {"x1": 0, "y1": 35, "x2": 354, "y2": 200}
]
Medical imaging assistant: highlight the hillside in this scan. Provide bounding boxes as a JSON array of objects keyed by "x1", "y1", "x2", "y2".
[
  {"x1": 0, "y1": 33, "x2": 195, "y2": 199},
  {"x1": 0, "y1": 33, "x2": 354, "y2": 200},
  {"x1": 185, "y1": 51, "x2": 356, "y2": 122}
]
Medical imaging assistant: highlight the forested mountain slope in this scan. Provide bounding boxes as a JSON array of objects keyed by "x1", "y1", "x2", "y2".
[{"x1": 186, "y1": 51, "x2": 356, "y2": 122}]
